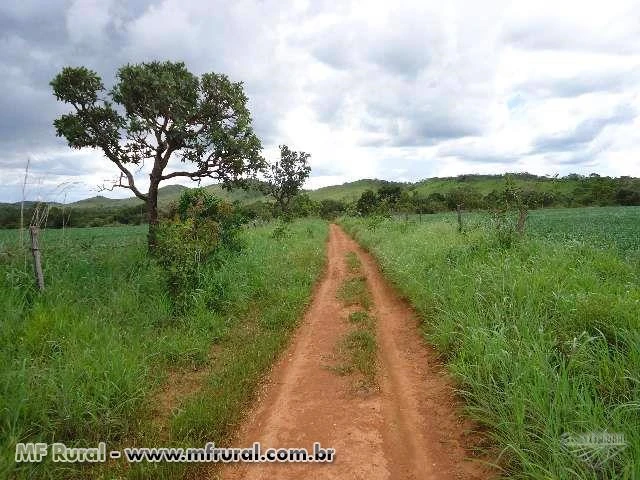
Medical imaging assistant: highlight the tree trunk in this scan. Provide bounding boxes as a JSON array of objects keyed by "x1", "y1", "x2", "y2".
[{"x1": 147, "y1": 179, "x2": 160, "y2": 252}]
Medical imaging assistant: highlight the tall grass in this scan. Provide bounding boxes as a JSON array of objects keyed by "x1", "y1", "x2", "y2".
[
  {"x1": 0, "y1": 220, "x2": 327, "y2": 479},
  {"x1": 341, "y1": 214, "x2": 639, "y2": 479}
]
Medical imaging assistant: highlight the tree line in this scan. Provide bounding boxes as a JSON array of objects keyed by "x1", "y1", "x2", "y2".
[{"x1": 2, "y1": 173, "x2": 639, "y2": 229}]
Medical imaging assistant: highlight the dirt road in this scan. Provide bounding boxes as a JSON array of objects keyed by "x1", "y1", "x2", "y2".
[{"x1": 219, "y1": 224, "x2": 491, "y2": 480}]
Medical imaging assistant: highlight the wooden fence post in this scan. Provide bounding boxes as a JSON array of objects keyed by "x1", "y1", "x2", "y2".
[
  {"x1": 516, "y1": 206, "x2": 528, "y2": 235},
  {"x1": 29, "y1": 226, "x2": 45, "y2": 291},
  {"x1": 456, "y1": 204, "x2": 463, "y2": 233}
]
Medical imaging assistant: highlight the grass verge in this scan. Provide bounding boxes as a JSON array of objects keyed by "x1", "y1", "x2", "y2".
[
  {"x1": 340, "y1": 215, "x2": 639, "y2": 479},
  {"x1": 0, "y1": 219, "x2": 328, "y2": 479}
]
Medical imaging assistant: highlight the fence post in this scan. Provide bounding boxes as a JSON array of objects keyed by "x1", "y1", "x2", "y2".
[
  {"x1": 516, "y1": 206, "x2": 528, "y2": 235},
  {"x1": 29, "y1": 226, "x2": 45, "y2": 291},
  {"x1": 456, "y1": 204, "x2": 463, "y2": 233}
]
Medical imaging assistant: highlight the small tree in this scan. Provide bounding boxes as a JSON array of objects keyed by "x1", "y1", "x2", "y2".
[
  {"x1": 397, "y1": 190, "x2": 415, "y2": 220},
  {"x1": 377, "y1": 183, "x2": 402, "y2": 207},
  {"x1": 262, "y1": 145, "x2": 311, "y2": 215},
  {"x1": 290, "y1": 193, "x2": 319, "y2": 217},
  {"x1": 51, "y1": 61, "x2": 264, "y2": 250},
  {"x1": 356, "y1": 190, "x2": 379, "y2": 216},
  {"x1": 493, "y1": 176, "x2": 528, "y2": 244}
]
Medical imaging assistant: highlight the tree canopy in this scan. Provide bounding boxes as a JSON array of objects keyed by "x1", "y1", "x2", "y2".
[
  {"x1": 51, "y1": 60, "x2": 264, "y2": 249},
  {"x1": 262, "y1": 145, "x2": 311, "y2": 215}
]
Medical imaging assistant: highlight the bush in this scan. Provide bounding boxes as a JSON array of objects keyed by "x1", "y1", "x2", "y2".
[{"x1": 155, "y1": 189, "x2": 244, "y2": 310}]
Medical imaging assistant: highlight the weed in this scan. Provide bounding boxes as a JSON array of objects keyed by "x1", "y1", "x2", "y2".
[
  {"x1": 331, "y1": 328, "x2": 378, "y2": 391},
  {"x1": 348, "y1": 310, "x2": 373, "y2": 326},
  {"x1": 332, "y1": 271, "x2": 378, "y2": 392},
  {"x1": 337, "y1": 276, "x2": 371, "y2": 310},
  {"x1": 343, "y1": 330, "x2": 377, "y2": 386},
  {"x1": 345, "y1": 251, "x2": 361, "y2": 272}
]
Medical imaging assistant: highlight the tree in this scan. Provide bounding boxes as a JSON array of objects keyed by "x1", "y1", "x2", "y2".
[
  {"x1": 262, "y1": 145, "x2": 311, "y2": 215},
  {"x1": 51, "y1": 61, "x2": 264, "y2": 250},
  {"x1": 445, "y1": 185, "x2": 482, "y2": 210},
  {"x1": 397, "y1": 190, "x2": 415, "y2": 219},
  {"x1": 356, "y1": 190, "x2": 379, "y2": 216},
  {"x1": 290, "y1": 193, "x2": 319, "y2": 217},
  {"x1": 377, "y1": 183, "x2": 402, "y2": 206},
  {"x1": 318, "y1": 199, "x2": 346, "y2": 219}
]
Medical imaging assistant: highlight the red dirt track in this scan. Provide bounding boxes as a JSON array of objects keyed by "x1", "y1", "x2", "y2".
[{"x1": 218, "y1": 224, "x2": 491, "y2": 480}]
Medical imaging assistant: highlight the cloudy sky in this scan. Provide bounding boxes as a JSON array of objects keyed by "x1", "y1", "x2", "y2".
[{"x1": 1, "y1": 0, "x2": 640, "y2": 202}]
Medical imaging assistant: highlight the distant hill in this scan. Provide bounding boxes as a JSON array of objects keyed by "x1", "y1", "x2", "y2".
[
  {"x1": 6, "y1": 172, "x2": 640, "y2": 214},
  {"x1": 63, "y1": 179, "x2": 400, "y2": 208},
  {"x1": 67, "y1": 183, "x2": 268, "y2": 209},
  {"x1": 409, "y1": 174, "x2": 576, "y2": 196},
  {"x1": 0, "y1": 200, "x2": 63, "y2": 208},
  {"x1": 306, "y1": 179, "x2": 396, "y2": 203},
  {"x1": 70, "y1": 185, "x2": 190, "y2": 209}
]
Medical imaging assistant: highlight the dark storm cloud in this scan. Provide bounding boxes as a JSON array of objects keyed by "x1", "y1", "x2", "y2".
[
  {"x1": 441, "y1": 149, "x2": 516, "y2": 165},
  {"x1": 312, "y1": 42, "x2": 353, "y2": 71},
  {"x1": 29, "y1": 152, "x2": 101, "y2": 176},
  {"x1": 533, "y1": 106, "x2": 636, "y2": 153},
  {"x1": 365, "y1": 23, "x2": 435, "y2": 79},
  {"x1": 308, "y1": 6, "x2": 438, "y2": 78},
  {"x1": 0, "y1": 80, "x2": 60, "y2": 147},
  {"x1": 303, "y1": 7, "x2": 488, "y2": 150},
  {"x1": 0, "y1": 0, "x2": 145, "y2": 172},
  {"x1": 436, "y1": 139, "x2": 519, "y2": 165},
  {"x1": 309, "y1": 25, "x2": 357, "y2": 71},
  {"x1": 394, "y1": 115, "x2": 479, "y2": 145},
  {"x1": 0, "y1": 2, "x2": 67, "y2": 50},
  {"x1": 554, "y1": 154, "x2": 598, "y2": 166}
]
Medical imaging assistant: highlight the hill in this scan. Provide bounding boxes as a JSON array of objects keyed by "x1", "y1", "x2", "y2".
[
  {"x1": 410, "y1": 173, "x2": 576, "y2": 196},
  {"x1": 8, "y1": 173, "x2": 640, "y2": 210},
  {"x1": 66, "y1": 179, "x2": 401, "y2": 208},
  {"x1": 70, "y1": 185, "x2": 189, "y2": 209},
  {"x1": 306, "y1": 179, "x2": 399, "y2": 203},
  {"x1": 69, "y1": 183, "x2": 267, "y2": 209}
]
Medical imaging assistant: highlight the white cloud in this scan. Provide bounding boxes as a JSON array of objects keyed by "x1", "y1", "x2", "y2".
[
  {"x1": 1, "y1": 0, "x2": 639, "y2": 202},
  {"x1": 66, "y1": 0, "x2": 114, "y2": 44}
]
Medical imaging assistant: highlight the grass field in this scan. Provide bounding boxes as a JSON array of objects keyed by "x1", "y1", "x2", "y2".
[
  {"x1": 0, "y1": 220, "x2": 327, "y2": 479},
  {"x1": 341, "y1": 206, "x2": 639, "y2": 479}
]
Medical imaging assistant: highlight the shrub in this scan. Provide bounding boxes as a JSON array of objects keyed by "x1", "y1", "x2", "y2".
[{"x1": 156, "y1": 189, "x2": 244, "y2": 309}]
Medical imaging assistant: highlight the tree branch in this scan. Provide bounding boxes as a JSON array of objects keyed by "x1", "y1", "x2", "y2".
[
  {"x1": 160, "y1": 150, "x2": 223, "y2": 180},
  {"x1": 102, "y1": 145, "x2": 148, "y2": 201},
  {"x1": 160, "y1": 165, "x2": 217, "y2": 181}
]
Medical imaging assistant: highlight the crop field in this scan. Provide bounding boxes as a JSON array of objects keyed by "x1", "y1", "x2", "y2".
[
  {"x1": 0, "y1": 220, "x2": 328, "y2": 479},
  {"x1": 341, "y1": 205, "x2": 639, "y2": 479},
  {"x1": 403, "y1": 205, "x2": 640, "y2": 254},
  {"x1": 526, "y1": 207, "x2": 640, "y2": 254}
]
